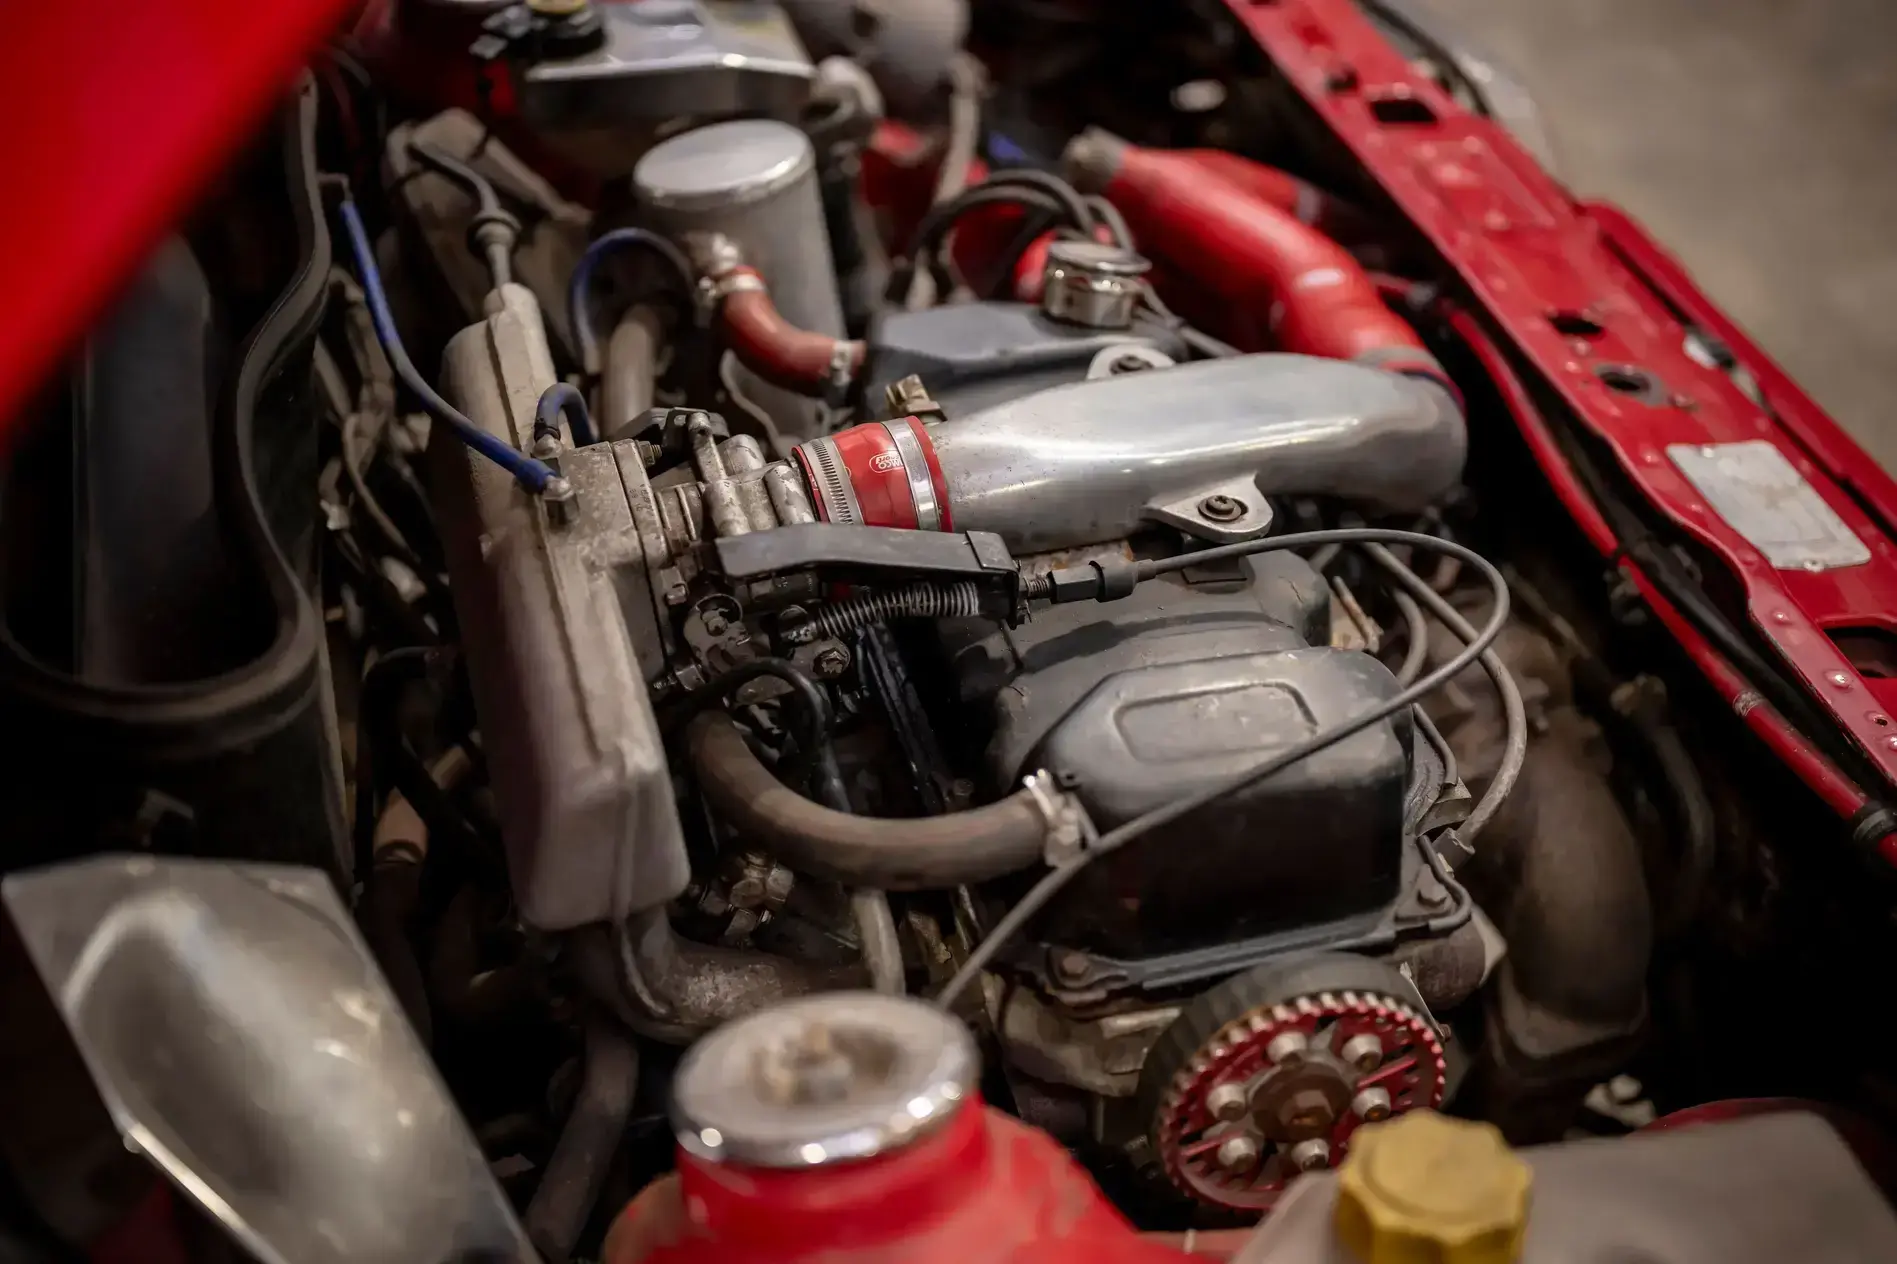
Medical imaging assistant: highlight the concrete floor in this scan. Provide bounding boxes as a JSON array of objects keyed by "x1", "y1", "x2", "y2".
[{"x1": 1423, "y1": 0, "x2": 1897, "y2": 469}]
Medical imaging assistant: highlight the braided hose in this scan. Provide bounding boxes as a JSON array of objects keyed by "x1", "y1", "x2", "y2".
[{"x1": 783, "y1": 582, "x2": 982, "y2": 644}]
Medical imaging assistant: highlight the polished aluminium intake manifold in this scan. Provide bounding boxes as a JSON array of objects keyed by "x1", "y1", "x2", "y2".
[{"x1": 791, "y1": 353, "x2": 1467, "y2": 551}]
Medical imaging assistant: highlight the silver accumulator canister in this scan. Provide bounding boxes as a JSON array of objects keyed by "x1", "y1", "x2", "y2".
[{"x1": 634, "y1": 119, "x2": 846, "y2": 438}]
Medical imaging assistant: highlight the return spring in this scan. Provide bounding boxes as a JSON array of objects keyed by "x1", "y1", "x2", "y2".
[{"x1": 782, "y1": 582, "x2": 983, "y2": 644}]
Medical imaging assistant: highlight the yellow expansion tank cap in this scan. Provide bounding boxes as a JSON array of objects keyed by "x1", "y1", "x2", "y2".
[{"x1": 1335, "y1": 1110, "x2": 1531, "y2": 1264}]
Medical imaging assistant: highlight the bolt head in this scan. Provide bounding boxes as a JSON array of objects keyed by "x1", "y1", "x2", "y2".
[
  {"x1": 1197, "y1": 493, "x2": 1246, "y2": 522},
  {"x1": 1051, "y1": 949, "x2": 1091, "y2": 984},
  {"x1": 1351, "y1": 1086, "x2": 1393, "y2": 1122},
  {"x1": 1288, "y1": 1137, "x2": 1332, "y2": 1172},
  {"x1": 812, "y1": 645, "x2": 852, "y2": 677},
  {"x1": 1206, "y1": 1082, "x2": 1251, "y2": 1122},
  {"x1": 1265, "y1": 1030, "x2": 1309, "y2": 1064},
  {"x1": 1279, "y1": 1088, "x2": 1336, "y2": 1134},
  {"x1": 1341, "y1": 1033, "x2": 1384, "y2": 1072},
  {"x1": 1215, "y1": 1134, "x2": 1261, "y2": 1173}
]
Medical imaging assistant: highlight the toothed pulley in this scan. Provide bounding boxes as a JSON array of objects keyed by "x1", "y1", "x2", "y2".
[{"x1": 1137, "y1": 953, "x2": 1446, "y2": 1213}]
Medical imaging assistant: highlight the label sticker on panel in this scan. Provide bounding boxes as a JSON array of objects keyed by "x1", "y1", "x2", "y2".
[{"x1": 1667, "y1": 441, "x2": 1870, "y2": 571}]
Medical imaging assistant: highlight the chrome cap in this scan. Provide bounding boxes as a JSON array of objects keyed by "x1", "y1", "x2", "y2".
[
  {"x1": 1041, "y1": 240, "x2": 1150, "y2": 329},
  {"x1": 672, "y1": 992, "x2": 976, "y2": 1168}
]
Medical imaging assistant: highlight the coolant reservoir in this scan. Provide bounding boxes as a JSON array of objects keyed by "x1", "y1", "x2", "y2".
[{"x1": 605, "y1": 992, "x2": 1192, "y2": 1264}]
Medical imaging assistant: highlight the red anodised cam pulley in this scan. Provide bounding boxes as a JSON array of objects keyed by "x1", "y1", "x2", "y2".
[
  {"x1": 794, "y1": 416, "x2": 954, "y2": 533},
  {"x1": 603, "y1": 993, "x2": 1193, "y2": 1264}
]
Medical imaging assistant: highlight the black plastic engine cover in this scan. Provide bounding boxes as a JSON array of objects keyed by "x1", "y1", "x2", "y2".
[{"x1": 945, "y1": 552, "x2": 1410, "y2": 959}]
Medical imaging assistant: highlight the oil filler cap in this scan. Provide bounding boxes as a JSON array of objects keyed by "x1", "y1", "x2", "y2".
[
  {"x1": 671, "y1": 992, "x2": 976, "y2": 1170},
  {"x1": 1335, "y1": 1111, "x2": 1530, "y2": 1264}
]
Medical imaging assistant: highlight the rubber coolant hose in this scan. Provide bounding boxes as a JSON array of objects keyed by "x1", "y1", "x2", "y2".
[
  {"x1": 686, "y1": 713, "x2": 1052, "y2": 888},
  {"x1": 719, "y1": 283, "x2": 866, "y2": 394}
]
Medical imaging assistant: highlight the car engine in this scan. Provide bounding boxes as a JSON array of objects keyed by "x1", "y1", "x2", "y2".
[
  {"x1": 8, "y1": 1, "x2": 1897, "y2": 1259},
  {"x1": 346, "y1": 0, "x2": 1594, "y2": 1226}
]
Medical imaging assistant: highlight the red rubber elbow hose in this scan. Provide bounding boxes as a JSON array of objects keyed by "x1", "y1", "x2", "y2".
[
  {"x1": 719, "y1": 275, "x2": 866, "y2": 395},
  {"x1": 1063, "y1": 129, "x2": 1444, "y2": 385},
  {"x1": 696, "y1": 245, "x2": 866, "y2": 396}
]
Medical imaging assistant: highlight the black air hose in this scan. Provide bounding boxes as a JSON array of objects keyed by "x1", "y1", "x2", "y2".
[
  {"x1": 685, "y1": 713, "x2": 1055, "y2": 888},
  {"x1": 524, "y1": 1022, "x2": 638, "y2": 1263}
]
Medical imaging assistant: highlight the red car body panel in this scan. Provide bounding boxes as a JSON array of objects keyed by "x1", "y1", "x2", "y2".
[
  {"x1": 1226, "y1": 0, "x2": 1897, "y2": 813},
  {"x1": 0, "y1": 0, "x2": 355, "y2": 433}
]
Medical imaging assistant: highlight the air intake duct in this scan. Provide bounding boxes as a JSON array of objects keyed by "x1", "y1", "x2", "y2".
[{"x1": 793, "y1": 354, "x2": 1466, "y2": 553}]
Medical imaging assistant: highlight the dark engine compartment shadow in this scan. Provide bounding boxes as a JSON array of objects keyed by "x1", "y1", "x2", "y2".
[{"x1": 0, "y1": 78, "x2": 344, "y2": 883}]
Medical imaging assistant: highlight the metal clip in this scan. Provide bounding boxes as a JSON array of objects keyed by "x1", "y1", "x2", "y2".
[
  {"x1": 1021, "y1": 770, "x2": 1091, "y2": 867},
  {"x1": 825, "y1": 341, "x2": 859, "y2": 393},
  {"x1": 883, "y1": 373, "x2": 946, "y2": 423},
  {"x1": 542, "y1": 474, "x2": 580, "y2": 527}
]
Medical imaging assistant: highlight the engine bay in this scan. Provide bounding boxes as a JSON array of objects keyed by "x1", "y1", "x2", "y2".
[{"x1": 6, "y1": 1, "x2": 1897, "y2": 1259}]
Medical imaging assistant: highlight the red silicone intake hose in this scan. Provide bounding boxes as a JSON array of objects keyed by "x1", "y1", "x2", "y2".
[
  {"x1": 1175, "y1": 148, "x2": 1377, "y2": 248},
  {"x1": 1064, "y1": 129, "x2": 1439, "y2": 381}
]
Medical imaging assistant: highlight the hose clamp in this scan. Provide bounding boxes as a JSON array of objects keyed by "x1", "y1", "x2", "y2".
[
  {"x1": 792, "y1": 418, "x2": 950, "y2": 532},
  {"x1": 792, "y1": 434, "x2": 862, "y2": 525},
  {"x1": 1021, "y1": 770, "x2": 1090, "y2": 866},
  {"x1": 881, "y1": 420, "x2": 942, "y2": 532},
  {"x1": 704, "y1": 269, "x2": 766, "y2": 303},
  {"x1": 825, "y1": 340, "x2": 860, "y2": 396}
]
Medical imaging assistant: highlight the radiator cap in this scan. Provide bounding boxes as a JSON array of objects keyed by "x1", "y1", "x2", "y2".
[{"x1": 1335, "y1": 1111, "x2": 1531, "y2": 1264}]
